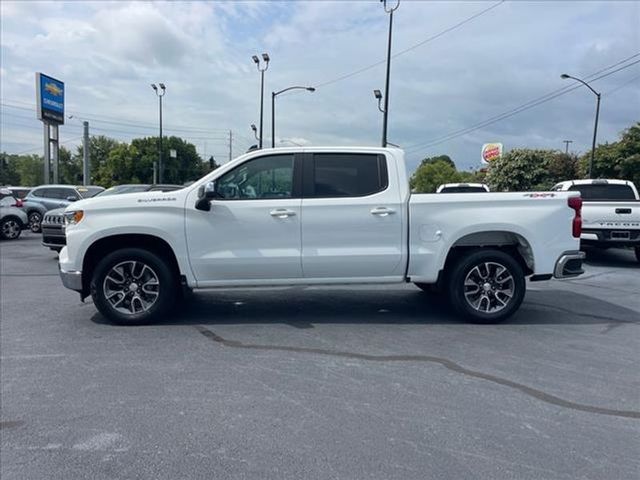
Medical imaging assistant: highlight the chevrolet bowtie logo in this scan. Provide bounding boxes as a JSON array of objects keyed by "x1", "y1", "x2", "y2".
[{"x1": 44, "y1": 82, "x2": 63, "y2": 96}]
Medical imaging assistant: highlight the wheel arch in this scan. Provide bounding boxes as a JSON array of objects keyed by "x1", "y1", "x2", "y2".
[
  {"x1": 442, "y1": 230, "x2": 535, "y2": 277},
  {"x1": 82, "y1": 234, "x2": 183, "y2": 295}
]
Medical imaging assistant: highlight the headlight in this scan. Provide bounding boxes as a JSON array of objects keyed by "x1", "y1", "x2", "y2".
[{"x1": 64, "y1": 210, "x2": 84, "y2": 225}]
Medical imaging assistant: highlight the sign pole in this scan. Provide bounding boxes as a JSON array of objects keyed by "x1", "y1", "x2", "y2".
[
  {"x1": 43, "y1": 123, "x2": 51, "y2": 184},
  {"x1": 51, "y1": 124, "x2": 59, "y2": 184},
  {"x1": 83, "y1": 121, "x2": 90, "y2": 185}
]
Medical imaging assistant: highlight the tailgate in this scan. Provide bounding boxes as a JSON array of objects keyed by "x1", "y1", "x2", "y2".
[{"x1": 582, "y1": 201, "x2": 640, "y2": 231}]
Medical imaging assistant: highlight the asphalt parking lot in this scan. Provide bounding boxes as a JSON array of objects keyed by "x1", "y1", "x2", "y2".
[{"x1": 1, "y1": 234, "x2": 639, "y2": 480}]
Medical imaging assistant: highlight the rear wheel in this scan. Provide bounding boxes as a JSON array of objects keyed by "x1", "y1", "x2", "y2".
[
  {"x1": 447, "y1": 249, "x2": 525, "y2": 323},
  {"x1": 90, "y1": 248, "x2": 176, "y2": 325},
  {"x1": 0, "y1": 217, "x2": 22, "y2": 240},
  {"x1": 635, "y1": 246, "x2": 640, "y2": 264},
  {"x1": 28, "y1": 211, "x2": 42, "y2": 233}
]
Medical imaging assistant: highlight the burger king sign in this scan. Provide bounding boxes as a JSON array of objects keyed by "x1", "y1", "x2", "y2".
[{"x1": 481, "y1": 143, "x2": 503, "y2": 164}]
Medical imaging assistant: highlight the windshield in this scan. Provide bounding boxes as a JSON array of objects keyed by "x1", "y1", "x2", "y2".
[
  {"x1": 77, "y1": 186, "x2": 105, "y2": 198},
  {"x1": 440, "y1": 186, "x2": 488, "y2": 193},
  {"x1": 97, "y1": 185, "x2": 151, "y2": 196},
  {"x1": 568, "y1": 184, "x2": 636, "y2": 201}
]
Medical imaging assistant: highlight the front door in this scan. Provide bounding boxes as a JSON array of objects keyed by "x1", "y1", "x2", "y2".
[{"x1": 185, "y1": 153, "x2": 303, "y2": 285}]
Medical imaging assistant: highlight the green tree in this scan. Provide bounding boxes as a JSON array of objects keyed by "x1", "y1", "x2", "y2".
[
  {"x1": 0, "y1": 153, "x2": 21, "y2": 185},
  {"x1": 417, "y1": 154, "x2": 455, "y2": 169},
  {"x1": 130, "y1": 136, "x2": 203, "y2": 185},
  {"x1": 410, "y1": 159, "x2": 462, "y2": 193},
  {"x1": 12, "y1": 154, "x2": 43, "y2": 186},
  {"x1": 59, "y1": 146, "x2": 82, "y2": 184},
  {"x1": 579, "y1": 122, "x2": 640, "y2": 185},
  {"x1": 486, "y1": 148, "x2": 558, "y2": 191}
]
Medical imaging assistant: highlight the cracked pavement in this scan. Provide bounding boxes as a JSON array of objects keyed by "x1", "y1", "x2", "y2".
[{"x1": 1, "y1": 235, "x2": 639, "y2": 479}]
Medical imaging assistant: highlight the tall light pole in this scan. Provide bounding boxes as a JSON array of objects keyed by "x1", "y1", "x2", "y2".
[
  {"x1": 68, "y1": 115, "x2": 90, "y2": 185},
  {"x1": 381, "y1": 0, "x2": 400, "y2": 147},
  {"x1": 271, "y1": 86, "x2": 315, "y2": 148},
  {"x1": 562, "y1": 139, "x2": 573, "y2": 155},
  {"x1": 561, "y1": 73, "x2": 600, "y2": 178},
  {"x1": 252, "y1": 53, "x2": 270, "y2": 149},
  {"x1": 151, "y1": 83, "x2": 166, "y2": 183}
]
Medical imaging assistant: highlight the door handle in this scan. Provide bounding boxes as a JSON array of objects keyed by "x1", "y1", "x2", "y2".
[
  {"x1": 370, "y1": 207, "x2": 395, "y2": 217},
  {"x1": 270, "y1": 209, "x2": 296, "y2": 218}
]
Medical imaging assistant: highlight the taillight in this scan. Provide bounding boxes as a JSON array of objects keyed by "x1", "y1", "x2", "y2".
[
  {"x1": 568, "y1": 196, "x2": 582, "y2": 238},
  {"x1": 13, "y1": 199, "x2": 23, "y2": 207}
]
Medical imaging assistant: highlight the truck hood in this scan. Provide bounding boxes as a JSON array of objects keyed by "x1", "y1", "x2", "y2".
[{"x1": 64, "y1": 188, "x2": 188, "y2": 213}]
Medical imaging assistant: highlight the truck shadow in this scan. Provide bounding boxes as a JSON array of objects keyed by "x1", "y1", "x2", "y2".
[
  {"x1": 583, "y1": 247, "x2": 638, "y2": 269},
  {"x1": 91, "y1": 286, "x2": 640, "y2": 329}
]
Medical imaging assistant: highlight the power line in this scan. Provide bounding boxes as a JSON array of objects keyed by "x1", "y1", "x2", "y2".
[
  {"x1": 604, "y1": 71, "x2": 640, "y2": 96},
  {"x1": 0, "y1": 101, "x2": 231, "y2": 134},
  {"x1": 11, "y1": 136, "x2": 84, "y2": 156},
  {"x1": 314, "y1": 0, "x2": 505, "y2": 89},
  {"x1": 404, "y1": 55, "x2": 640, "y2": 153}
]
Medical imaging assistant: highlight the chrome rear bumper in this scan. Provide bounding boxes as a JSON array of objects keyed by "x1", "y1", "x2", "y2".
[{"x1": 554, "y1": 251, "x2": 586, "y2": 279}]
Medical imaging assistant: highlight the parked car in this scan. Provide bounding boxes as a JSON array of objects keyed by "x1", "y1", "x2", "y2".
[
  {"x1": 58, "y1": 147, "x2": 584, "y2": 325},
  {"x1": 6, "y1": 186, "x2": 32, "y2": 200},
  {"x1": 25, "y1": 185, "x2": 104, "y2": 211},
  {"x1": 552, "y1": 179, "x2": 639, "y2": 262},
  {"x1": 42, "y1": 184, "x2": 182, "y2": 252},
  {"x1": 436, "y1": 183, "x2": 490, "y2": 193},
  {"x1": 0, "y1": 195, "x2": 29, "y2": 240}
]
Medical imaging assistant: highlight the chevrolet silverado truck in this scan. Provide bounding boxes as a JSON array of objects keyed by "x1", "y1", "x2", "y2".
[
  {"x1": 552, "y1": 179, "x2": 640, "y2": 262},
  {"x1": 58, "y1": 147, "x2": 585, "y2": 325}
]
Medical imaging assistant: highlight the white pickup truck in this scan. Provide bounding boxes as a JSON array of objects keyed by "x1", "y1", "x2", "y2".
[
  {"x1": 59, "y1": 147, "x2": 585, "y2": 324},
  {"x1": 552, "y1": 179, "x2": 640, "y2": 262}
]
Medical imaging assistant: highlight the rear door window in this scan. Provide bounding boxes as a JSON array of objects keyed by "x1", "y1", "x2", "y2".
[{"x1": 309, "y1": 153, "x2": 388, "y2": 198}]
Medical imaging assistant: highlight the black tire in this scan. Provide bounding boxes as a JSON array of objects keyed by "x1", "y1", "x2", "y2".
[
  {"x1": 90, "y1": 248, "x2": 177, "y2": 325},
  {"x1": 447, "y1": 249, "x2": 525, "y2": 323},
  {"x1": 0, "y1": 217, "x2": 22, "y2": 240},
  {"x1": 635, "y1": 247, "x2": 640, "y2": 264},
  {"x1": 28, "y1": 211, "x2": 42, "y2": 233}
]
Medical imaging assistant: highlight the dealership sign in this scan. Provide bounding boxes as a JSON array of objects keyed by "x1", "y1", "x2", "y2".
[
  {"x1": 36, "y1": 73, "x2": 65, "y2": 124},
  {"x1": 481, "y1": 143, "x2": 503, "y2": 164}
]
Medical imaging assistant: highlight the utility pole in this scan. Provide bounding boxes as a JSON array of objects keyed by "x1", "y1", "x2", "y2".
[
  {"x1": 381, "y1": 0, "x2": 400, "y2": 147},
  {"x1": 562, "y1": 140, "x2": 573, "y2": 155},
  {"x1": 228, "y1": 130, "x2": 233, "y2": 162},
  {"x1": 82, "y1": 121, "x2": 90, "y2": 185}
]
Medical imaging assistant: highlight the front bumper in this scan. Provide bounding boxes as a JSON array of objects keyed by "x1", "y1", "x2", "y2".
[
  {"x1": 59, "y1": 265, "x2": 83, "y2": 292},
  {"x1": 41, "y1": 225, "x2": 66, "y2": 248},
  {"x1": 553, "y1": 250, "x2": 586, "y2": 279}
]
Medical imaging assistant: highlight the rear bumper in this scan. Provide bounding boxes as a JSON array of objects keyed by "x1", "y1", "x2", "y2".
[
  {"x1": 581, "y1": 229, "x2": 640, "y2": 248},
  {"x1": 553, "y1": 251, "x2": 586, "y2": 279}
]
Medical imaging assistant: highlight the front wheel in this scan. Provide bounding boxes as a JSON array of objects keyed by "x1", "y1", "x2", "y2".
[
  {"x1": 90, "y1": 248, "x2": 176, "y2": 325},
  {"x1": 447, "y1": 249, "x2": 525, "y2": 323},
  {"x1": 28, "y1": 211, "x2": 42, "y2": 233}
]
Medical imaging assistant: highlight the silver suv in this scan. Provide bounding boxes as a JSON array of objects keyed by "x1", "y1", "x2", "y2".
[{"x1": 25, "y1": 185, "x2": 104, "y2": 211}]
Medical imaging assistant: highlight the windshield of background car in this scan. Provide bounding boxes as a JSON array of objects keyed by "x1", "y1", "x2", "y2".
[
  {"x1": 98, "y1": 185, "x2": 151, "y2": 196},
  {"x1": 78, "y1": 187, "x2": 106, "y2": 198},
  {"x1": 440, "y1": 187, "x2": 488, "y2": 193},
  {"x1": 568, "y1": 184, "x2": 636, "y2": 201}
]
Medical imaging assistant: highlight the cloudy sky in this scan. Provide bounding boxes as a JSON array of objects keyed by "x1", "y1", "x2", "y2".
[{"x1": 1, "y1": 0, "x2": 639, "y2": 173}]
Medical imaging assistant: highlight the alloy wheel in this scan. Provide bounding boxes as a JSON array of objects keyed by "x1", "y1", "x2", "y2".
[
  {"x1": 463, "y1": 261, "x2": 515, "y2": 314},
  {"x1": 103, "y1": 261, "x2": 160, "y2": 315},
  {"x1": 2, "y1": 220, "x2": 21, "y2": 239}
]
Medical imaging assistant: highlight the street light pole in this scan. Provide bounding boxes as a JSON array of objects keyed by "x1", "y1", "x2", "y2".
[
  {"x1": 381, "y1": 0, "x2": 400, "y2": 148},
  {"x1": 560, "y1": 74, "x2": 600, "y2": 178},
  {"x1": 253, "y1": 53, "x2": 270, "y2": 149},
  {"x1": 151, "y1": 83, "x2": 166, "y2": 183},
  {"x1": 271, "y1": 86, "x2": 315, "y2": 148}
]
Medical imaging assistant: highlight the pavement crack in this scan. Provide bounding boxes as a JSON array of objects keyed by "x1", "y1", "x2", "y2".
[{"x1": 194, "y1": 325, "x2": 640, "y2": 420}]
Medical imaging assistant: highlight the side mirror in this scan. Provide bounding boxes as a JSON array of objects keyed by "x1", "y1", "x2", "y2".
[
  {"x1": 195, "y1": 181, "x2": 217, "y2": 211},
  {"x1": 66, "y1": 196, "x2": 77, "y2": 202}
]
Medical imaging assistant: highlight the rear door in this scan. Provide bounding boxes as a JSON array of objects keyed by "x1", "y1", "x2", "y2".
[{"x1": 300, "y1": 152, "x2": 404, "y2": 280}]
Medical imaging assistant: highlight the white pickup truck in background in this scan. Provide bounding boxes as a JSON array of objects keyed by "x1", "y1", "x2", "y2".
[
  {"x1": 552, "y1": 179, "x2": 640, "y2": 262},
  {"x1": 58, "y1": 147, "x2": 585, "y2": 325}
]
